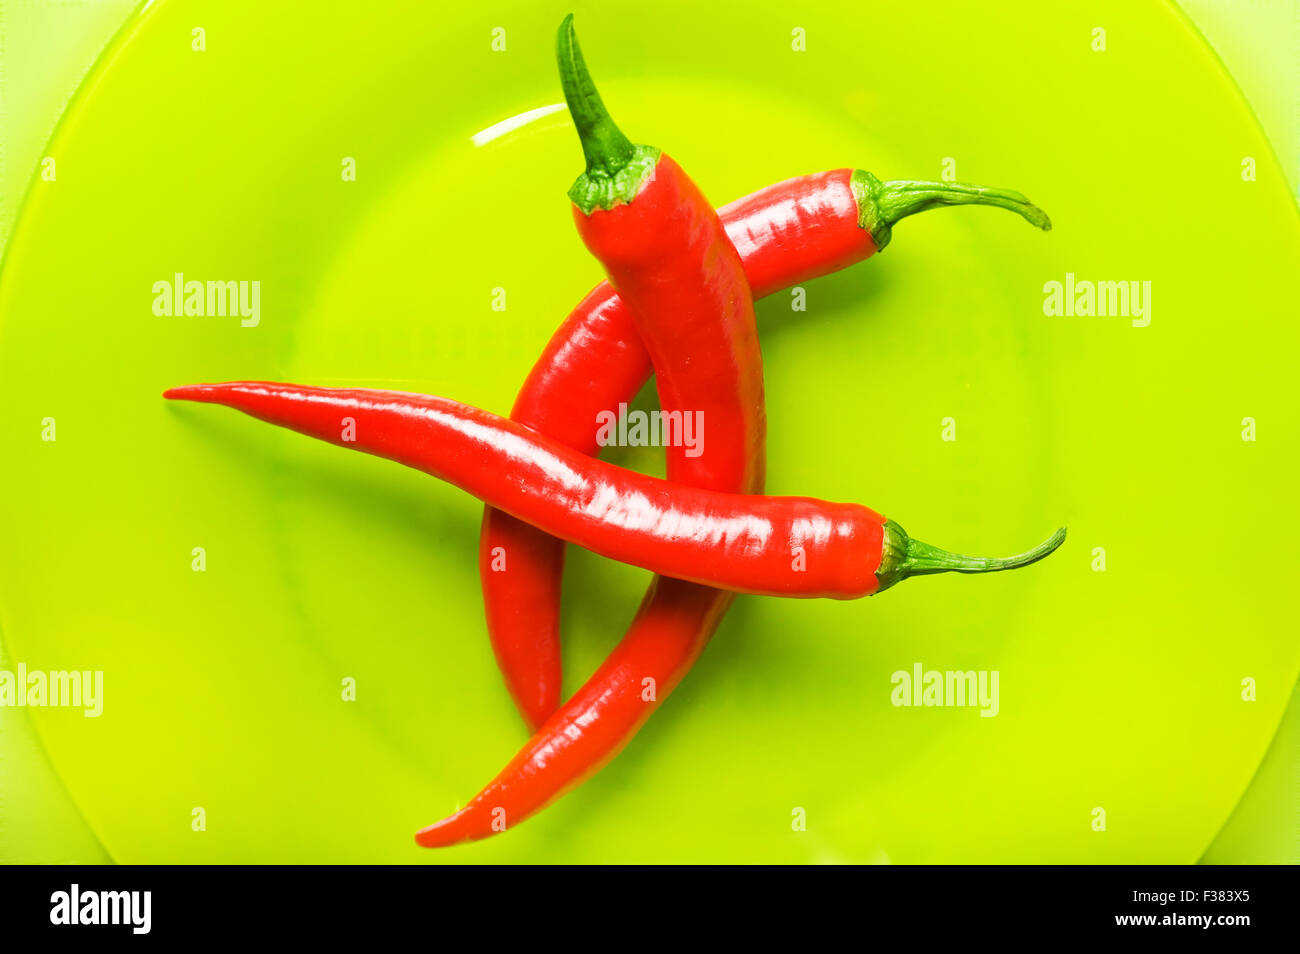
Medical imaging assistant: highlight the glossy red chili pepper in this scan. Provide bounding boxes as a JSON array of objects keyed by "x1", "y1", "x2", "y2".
[
  {"x1": 164, "y1": 382, "x2": 1065, "y2": 601},
  {"x1": 484, "y1": 126, "x2": 1052, "y2": 728},
  {"x1": 164, "y1": 379, "x2": 1064, "y2": 845},
  {"x1": 440, "y1": 13, "x2": 766, "y2": 848}
]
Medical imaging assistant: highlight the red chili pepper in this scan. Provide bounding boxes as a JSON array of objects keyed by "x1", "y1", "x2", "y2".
[
  {"x1": 459, "y1": 13, "x2": 764, "y2": 850},
  {"x1": 164, "y1": 382, "x2": 1064, "y2": 602},
  {"x1": 484, "y1": 112, "x2": 1051, "y2": 728},
  {"x1": 163, "y1": 379, "x2": 1063, "y2": 845}
]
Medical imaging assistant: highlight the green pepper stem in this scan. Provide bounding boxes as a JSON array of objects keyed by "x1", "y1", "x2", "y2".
[
  {"x1": 851, "y1": 170, "x2": 1052, "y2": 250},
  {"x1": 556, "y1": 15, "x2": 661, "y2": 214},
  {"x1": 557, "y1": 14, "x2": 635, "y2": 177},
  {"x1": 876, "y1": 521, "x2": 1066, "y2": 593}
]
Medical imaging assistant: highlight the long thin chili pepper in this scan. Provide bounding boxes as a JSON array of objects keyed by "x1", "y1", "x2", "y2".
[
  {"x1": 164, "y1": 382, "x2": 1065, "y2": 601},
  {"x1": 443, "y1": 13, "x2": 766, "y2": 848},
  {"x1": 484, "y1": 87, "x2": 1052, "y2": 731},
  {"x1": 165, "y1": 377, "x2": 1062, "y2": 842},
  {"x1": 165, "y1": 378, "x2": 1063, "y2": 844}
]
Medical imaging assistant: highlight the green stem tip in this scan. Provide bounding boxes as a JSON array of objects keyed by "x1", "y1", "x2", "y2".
[
  {"x1": 876, "y1": 522, "x2": 1066, "y2": 593},
  {"x1": 557, "y1": 14, "x2": 634, "y2": 176},
  {"x1": 851, "y1": 170, "x2": 1052, "y2": 250},
  {"x1": 556, "y1": 14, "x2": 660, "y2": 213}
]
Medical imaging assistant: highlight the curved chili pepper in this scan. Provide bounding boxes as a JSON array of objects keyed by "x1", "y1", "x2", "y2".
[
  {"x1": 164, "y1": 378, "x2": 1063, "y2": 845},
  {"x1": 164, "y1": 382, "x2": 1065, "y2": 601},
  {"x1": 484, "y1": 36, "x2": 1052, "y2": 729},
  {"x1": 453, "y1": 12, "x2": 765, "y2": 851}
]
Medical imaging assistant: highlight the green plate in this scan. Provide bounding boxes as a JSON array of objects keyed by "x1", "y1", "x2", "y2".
[{"x1": 2, "y1": 0, "x2": 1297, "y2": 863}]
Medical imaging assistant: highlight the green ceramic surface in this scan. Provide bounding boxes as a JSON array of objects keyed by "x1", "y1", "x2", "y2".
[{"x1": 1, "y1": 0, "x2": 1297, "y2": 862}]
